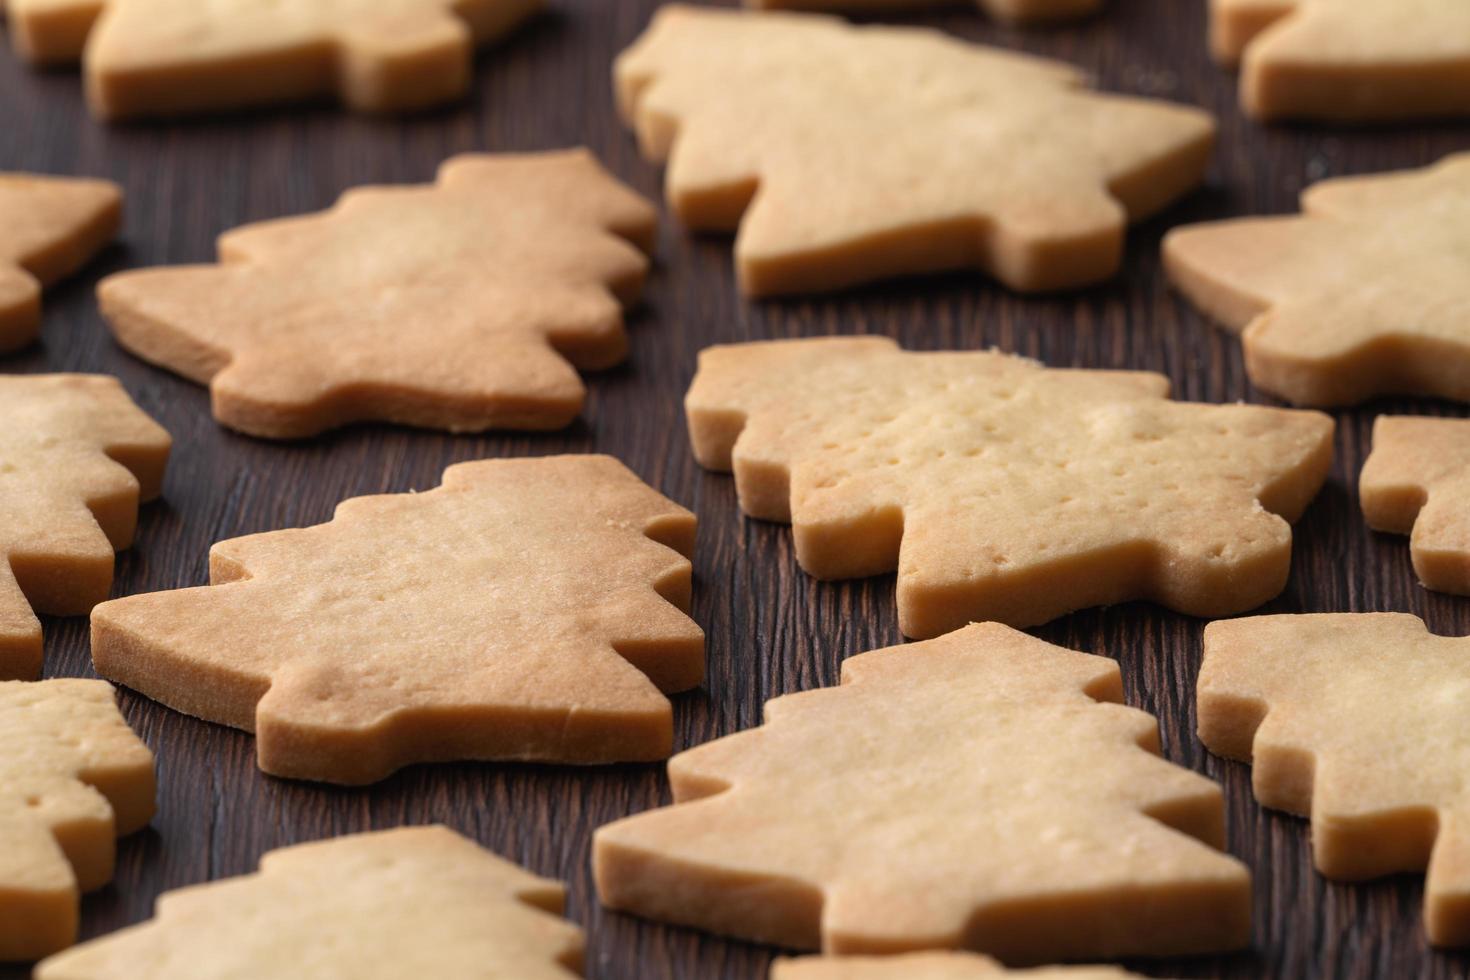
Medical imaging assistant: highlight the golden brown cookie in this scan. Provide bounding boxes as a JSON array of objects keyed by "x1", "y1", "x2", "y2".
[
  {"x1": 1199, "y1": 613, "x2": 1470, "y2": 947},
  {"x1": 1361, "y1": 416, "x2": 1470, "y2": 595},
  {"x1": 1211, "y1": 0, "x2": 1470, "y2": 121},
  {"x1": 596, "y1": 623, "x2": 1252, "y2": 962},
  {"x1": 0, "y1": 173, "x2": 121, "y2": 354},
  {"x1": 773, "y1": 955, "x2": 1158, "y2": 979},
  {"x1": 1, "y1": 678, "x2": 155, "y2": 962},
  {"x1": 1166, "y1": 154, "x2": 1470, "y2": 406},
  {"x1": 615, "y1": 6, "x2": 1213, "y2": 296},
  {"x1": 91, "y1": 455, "x2": 703, "y2": 785},
  {"x1": 5, "y1": 0, "x2": 543, "y2": 119},
  {"x1": 685, "y1": 337, "x2": 1333, "y2": 637},
  {"x1": 34, "y1": 826, "x2": 584, "y2": 978},
  {"x1": 746, "y1": 0, "x2": 1099, "y2": 25},
  {"x1": 99, "y1": 150, "x2": 656, "y2": 439},
  {"x1": 0, "y1": 375, "x2": 171, "y2": 681}
]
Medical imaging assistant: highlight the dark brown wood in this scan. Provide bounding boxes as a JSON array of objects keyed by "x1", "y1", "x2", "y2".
[{"x1": 2, "y1": 2, "x2": 1468, "y2": 977}]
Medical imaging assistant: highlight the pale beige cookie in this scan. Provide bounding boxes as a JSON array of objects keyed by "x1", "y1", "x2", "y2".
[
  {"x1": 91, "y1": 455, "x2": 703, "y2": 785},
  {"x1": 1, "y1": 678, "x2": 155, "y2": 962},
  {"x1": 4, "y1": 0, "x2": 542, "y2": 118},
  {"x1": 1361, "y1": 416, "x2": 1470, "y2": 595},
  {"x1": 614, "y1": 6, "x2": 1214, "y2": 297},
  {"x1": 685, "y1": 337, "x2": 1333, "y2": 638},
  {"x1": 35, "y1": 826, "x2": 584, "y2": 978},
  {"x1": 746, "y1": 0, "x2": 1099, "y2": 26},
  {"x1": 773, "y1": 954, "x2": 1158, "y2": 979},
  {"x1": 0, "y1": 174, "x2": 121, "y2": 354},
  {"x1": 1199, "y1": 613, "x2": 1470, "y2": 947},
  {"x1": 595, "y1": 623, "x2": 1251, "y2": 961},
  {"x1": 1211, "y1": 0, "x2": 1470, "y2": 121},
  {"x1": 1165, "y1": 154, "x2": 1470, "y2": 407},
  {"x1": 0, "y1": 375, "x2": 171, "y2": 681},
  {"x1": 99, "y1": 150, "x2": 656, "y2": 439}
]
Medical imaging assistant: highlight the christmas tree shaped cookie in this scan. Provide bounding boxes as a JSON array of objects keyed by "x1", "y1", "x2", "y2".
[
  {"x1": 1199, "y1": 613, "x2": 1470, "y2": 946},
  {"x1": 774, "y1": 954, "x2": 1156, "y2": 978},
  {"x1": 5, "y1": 0, "x2": 543, "y2": 119},
  {"x1": 1, "y1": 375, "x2": 171, "y2": 680},
  {"x1": 1361, "y1": 416, "x2": 1470, "y2": 595},
  {"x1": 747, "y1": 0, "x2": 1100, "y2": 26},
  {"x1": 91, "y1": 455, "x2": 703, "y2": 785},
  {"x1": 1, "y1": 174, "x2": 121, "y2": 354},
  {"x1": 595, "y1": 623, "x2": 1252, "y2": 962},
  {"x1": 35, "y1": 826, "x2": 584, "y2": 978},
  {"x1": 615, "y1": 6, "x2": 1214, "y2": 296},
  {"x1": 1, "y1": 679, "x2": 155, "y2": 961},
  {"x1": 1166, "y1": 154, "x2": 1470, "y2": 406},
  {"x1": 100, "y1": 151, "x2": 656, "y2": 439},
  {"x1": 686, "y1": 337, "x2": 1333, "y2": 637},
  {"x1": 1211, "y1": 0, "x2": 1470, "y2": 121}
]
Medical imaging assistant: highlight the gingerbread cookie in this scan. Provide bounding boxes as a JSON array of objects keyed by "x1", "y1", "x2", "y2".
[
  {"x1": 686, "y1": 337, "x2": 1333, "y2": 637},
  {"x1": 596, "y1": 624, "x2": 1251, "y2": 961},
  {"x1": 1, "y1": 375, "x2": 171, "y2": 681},
  {"x1": 1, "y1": 173, "x2": 121, "y2": 354},
  {"x1": 99, "y1": 151, "x2": 656, "y2": 439},
  {"x1": 35, "y1": 826, "x2": 584, "y2": 978},
  {"x1": 1199, "y1": 613, "x2": 1470, "y2": 947},
  {"x1": 747, "y1": 0, "x2": 1100, "y2": 25},
  {"x1": 615, "y1": 6, "x2": 1214, "y2": 296},
  {"x1": 91, "y1": 455, "x2": 702, "y2": 784},
  {"x1": 6, "y1": 0, "x2": 542, "y2": 119},
  {"x1": 1, "y1": 679, "x2": 155, "y2": 961},
  {"x1": 1166, "y1": 154, "x2": 1470, "y2": 406},
  {"x1": 774, "y1": 955, "x2": 1157, "y2": 979},
  {"x1": 1211, "y1": 0, "x2": 1470, "y2": 121},
  {"x1": 1361, "y1": 416, "x2": 1470, "y2": 595}
]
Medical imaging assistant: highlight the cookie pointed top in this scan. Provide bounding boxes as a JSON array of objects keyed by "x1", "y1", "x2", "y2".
[
  {"x1": 615, "y1": 5, "x2": 1213, "y2": 296},
  {"x1": 595, "y1": 623, "x2": 1251, "y2": 962},
  {"x1": 35, "y1": 826, "x2": 583, "y2": 978}
]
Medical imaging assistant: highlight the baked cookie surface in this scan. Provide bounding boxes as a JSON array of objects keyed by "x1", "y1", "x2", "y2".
[{"x1": 1361, "y1": 416, "x2": 1470, "y2": 596}]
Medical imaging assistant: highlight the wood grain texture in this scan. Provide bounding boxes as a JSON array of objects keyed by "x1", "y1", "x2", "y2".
[{"x1": 1, "y1": 2, "x2": 1468, "y2": 977}]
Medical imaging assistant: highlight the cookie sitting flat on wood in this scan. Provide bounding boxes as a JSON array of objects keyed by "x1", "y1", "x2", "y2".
[
  {"x1": 1165, "y1": 154, "x2": 1470, "y2": 407},
  {"x1": 4, "y1": 0, "x2": 543, "y2": 119},
  {"x1": 1199, "y1": 613, "x2": 1470, "y2": 947},
  {"x1": 1361, "y1": 416, "x2": 1470, "y2": 596},
  {"x1": 0, "y1": 375, "x2": 171, "y2": 681},
  {"x1": 1210, "y1": 0, "x2": 1470, "y2": 121},
  {"x1": 686, "y1": 337, "x2": 1333, "y2": 637},
  {"x1": 773, "y1": 954, "x2": 1159, "y2": 979},
  {"x1": 34, "y1": 826, "x2": 584, "y2": 978},
  {"x1": 99, "y1": 150, "x2": 656, "y2": 439},
  {"x1": 595, "y1": 623, "x2": 1251, "y2": 962},
  {"x1": 615, "y1": 6, "x2": 1213, "y2": 296},
  {"x1": 745, "y1": 0, "x2": 1100, "y2": 26},
  {"x1": 1, "y1": 679, "x2": 155, "y2": 962},
  {"x1": 91, "y1": 455, "x2": 703, "y2": 785},
  {"x1": 0, "y1": 174, "x2": 121, "y2": 354}
]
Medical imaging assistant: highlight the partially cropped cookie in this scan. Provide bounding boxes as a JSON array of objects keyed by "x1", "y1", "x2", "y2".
[
  {"x1": 774, "y1": 955, "x2": 1159, "y2": 979},
  {"x1": 1211, "y1": 0, "x2": 1470, "y2": 121},
  {"x1": 1, "y1": 679, "x2": 155, "y2": 962},
  {"x1": 596, "y1": 623, "x2": 1251, "y2": 961},
  {"x1": 1199, "y1": 613, "x2": 1470, "y2": 947},
  {"x1": 0, "y1": 174, "x2": 121, "y2": 354},
  {"x1": 746, "y1": 0, "x2": 1100, "y2": 25},
  {"x1": 1, "y1": 375, "x2": 171, "y2": 680},
  {"x1": 5, "y1": 0, "x2": 542, "y2": 119},
  {"x1": 35, "y1": 826, "x2": 583, "y2": 978},
  {"x1": 91, "y1": 455, "x2": 702, "y2": 784},
  {"x1": 686, "y1": 337, "x2": 1333, "y2": 637},
  {"x1": 1361, "y1": 416, "x2": 1470, "y2": 596},
  {"x1": 1166, "y1": 154, "x2": 1470, "y2": 406},
  {"x1": 100, "y1": 150, "x2": 656, "y2": 439},
  {"x1": 615, "y1": 6, "x2": 1213, "y2": 296}
]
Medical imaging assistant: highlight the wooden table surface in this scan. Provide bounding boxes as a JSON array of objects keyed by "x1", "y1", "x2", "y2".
[{"x1": 3, "y1": 2, "x2": 1469, "y2": 978}]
